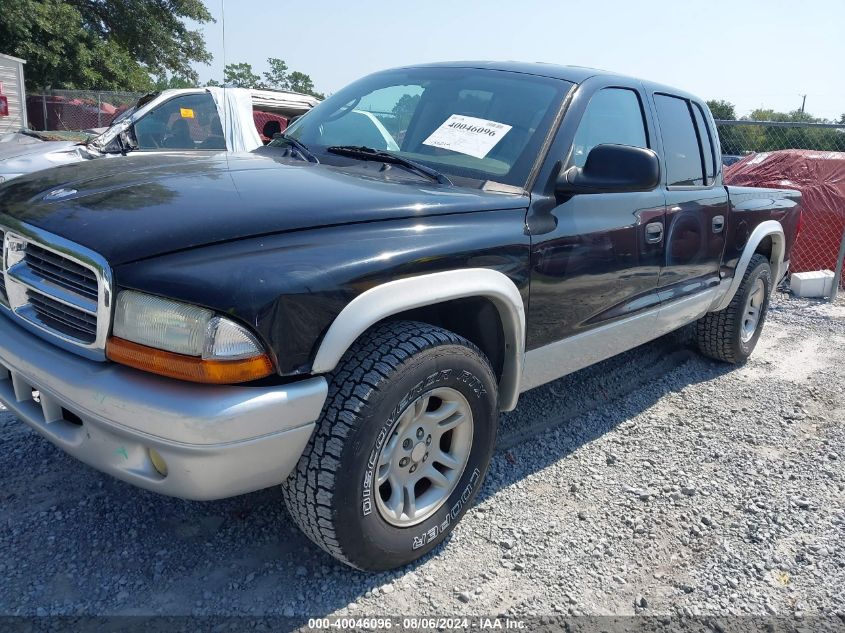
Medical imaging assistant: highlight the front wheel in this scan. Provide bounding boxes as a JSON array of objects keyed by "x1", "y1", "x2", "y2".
[
  {"x1": 282, "y1": 320, "x2": 498, "y2": 571},
  {"x1": 696, "y1": 253, "x2": 772, "y2": 363}
]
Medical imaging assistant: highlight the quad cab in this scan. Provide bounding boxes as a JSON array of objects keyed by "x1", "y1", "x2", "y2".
[{"x1": 0, "y1": 62, "x2": 800, "y2": 570}]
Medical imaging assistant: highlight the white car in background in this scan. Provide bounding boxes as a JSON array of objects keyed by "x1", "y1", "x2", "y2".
[{"x1": 0, "y1": 87, "x2": 318, "y2": 183}]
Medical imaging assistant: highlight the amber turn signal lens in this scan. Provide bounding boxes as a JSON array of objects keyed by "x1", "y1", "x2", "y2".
[{"x1": 106, "y1": 337, "x2": 274, "y2": 384}]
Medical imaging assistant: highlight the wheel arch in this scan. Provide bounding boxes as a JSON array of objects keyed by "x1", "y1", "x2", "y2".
[
  {"x1": 711, "y1": 220, "x2": 785, "y2": 312},
  {"x1": 310, "y1": 269, "x2": 526, "y2": 411}
]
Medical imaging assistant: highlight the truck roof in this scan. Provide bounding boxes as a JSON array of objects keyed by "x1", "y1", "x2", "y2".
[{"x1": 401, "y1": 61, "x2": 703, "y2": 103}]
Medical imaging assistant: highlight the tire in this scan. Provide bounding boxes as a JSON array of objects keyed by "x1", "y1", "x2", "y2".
[
  {"x1": 282, "y1": 320, "x2": 498, "y2": 571},
  {"x1": 696, "y1": 254, "x2": 772, "y2": 363}
]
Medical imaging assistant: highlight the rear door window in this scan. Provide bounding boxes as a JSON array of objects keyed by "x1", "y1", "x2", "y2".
[
  {"x1": 692, "y1": 103, "x2": 716, "y2": 184},
  {"x1": 654, "y1": 94, "x2": 705, "y2": 186},
  {"x1": 570, "y1": 88, "x2": 648, "y2": 167}
]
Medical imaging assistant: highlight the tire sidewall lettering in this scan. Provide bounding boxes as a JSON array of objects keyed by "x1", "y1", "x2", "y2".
[
  {"x1": 412, "y1": 466, "x2": 481, "y2": 550},
  {"x1": 362, "y1": 368, "x2": 454, "y2": 517}
]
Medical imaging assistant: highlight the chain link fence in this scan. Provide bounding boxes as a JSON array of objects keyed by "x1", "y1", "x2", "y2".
[
  {"x1": 26, "y1": 89, "x2": 143, "y2": 132},
  {"x1": 715, "y1": 119, "x2": 845, "y2": 156},
  {"x1": 716, "y1": 120, "x2": 845, "y2": 290}
]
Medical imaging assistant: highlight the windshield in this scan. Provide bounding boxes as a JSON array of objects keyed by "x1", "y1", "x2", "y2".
[
  {"x1": 90, "y1": 92, "x2": 157, "y2": 148},
  {"x1": 280, "y1": 67, "x2": 571, "y2": 187},
  {"x1": 110, "y1": 105, "x2": 137, "y2": 126}
]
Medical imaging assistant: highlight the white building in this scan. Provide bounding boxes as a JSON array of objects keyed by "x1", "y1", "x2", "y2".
[{"x1": 0, "y1": 53, "x2": 27, "y2": 133}]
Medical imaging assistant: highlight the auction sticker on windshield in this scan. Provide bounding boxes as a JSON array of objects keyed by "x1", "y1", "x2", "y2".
[{"x1": 422, "y1": 114, "x2": 512, "y2": 159}]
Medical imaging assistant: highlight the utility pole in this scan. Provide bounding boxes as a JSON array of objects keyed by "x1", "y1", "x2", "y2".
[{"x1": 800, "y1": 94, "x2": 807, "y2": 114}]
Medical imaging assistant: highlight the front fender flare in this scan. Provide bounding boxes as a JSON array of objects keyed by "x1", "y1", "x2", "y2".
[{"x1": 311, "y1": 269, "x2": 526, "y2": 411}]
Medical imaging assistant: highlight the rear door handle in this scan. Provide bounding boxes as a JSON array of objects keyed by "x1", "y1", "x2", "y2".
[
  {"x1": 645, "y1": 222, "x2": 664, "y2": 244},
  {"x1": 712, "y1": 215, "x2": 725, "y2": 233}
]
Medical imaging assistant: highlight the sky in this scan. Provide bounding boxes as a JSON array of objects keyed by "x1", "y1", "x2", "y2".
[{"x1": 191, "y1": 0, "x2": 845, "y2": 121}]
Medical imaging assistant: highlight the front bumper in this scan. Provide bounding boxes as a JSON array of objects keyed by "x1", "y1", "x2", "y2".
[{"x1": 0, "y1": 317, "x2": 327, "y2": 500}]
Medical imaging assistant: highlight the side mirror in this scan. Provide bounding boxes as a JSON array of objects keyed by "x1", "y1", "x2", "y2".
[
  {"x1": 101, "y1": 128, "x2": 133, "y2": 155},
  {"x1": 118, "y1": 127, "x2": 137, "y2": 154},
  {"x1": 557, "y1": 144, "x2": 660, "y2": 194}
]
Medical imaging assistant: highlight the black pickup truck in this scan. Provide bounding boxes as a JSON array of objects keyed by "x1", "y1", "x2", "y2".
[{"x1": 0, "y1": 62, "x2": 800, "y2": 571}]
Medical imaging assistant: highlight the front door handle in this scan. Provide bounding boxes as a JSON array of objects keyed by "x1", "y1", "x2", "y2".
[
  {"x1": 645, "y1": 222, "x2": 664, "y2": 244},
  {"x1": 712, "y1": 215, "x2": 725, "y2": 233}
]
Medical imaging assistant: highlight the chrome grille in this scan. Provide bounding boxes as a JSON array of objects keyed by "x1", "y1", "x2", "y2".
[
  {"x1": 0, "y1": 221, "x2": 112, "y2": 360},
  {"x1": 24, "y1": 244, "x2": 99, "y2": 301},
  {"x1": 25, "y1": 290, "x2": 98, "y2": 343}
]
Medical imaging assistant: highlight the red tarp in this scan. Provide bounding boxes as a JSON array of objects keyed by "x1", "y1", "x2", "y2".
[
  {"x1": 725, "y1": 149, "x2": 845, "y2": 282},
  {"x1": 253, "y1": 110, "x2": 288, "y2": 143}
]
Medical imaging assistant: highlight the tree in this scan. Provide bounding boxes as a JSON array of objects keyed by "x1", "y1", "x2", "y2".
[
  {"x1": 287, "y1": 71, "x2": 323, "y2": 98},
  {"x1": 707, "y1": 98, "x2": 845, "y2": 154},
  {"x1": 706, "y1": 100, "x2": 742, "y2": 154},
  {"x1": 153, "y1": 74, "x2": 196, "y2": 90},
  {"x1": 388, "y1": 93, "x2": 419, "y2": 134},
  {"x1": 0, "y1": 0, "x2": 214, "y2": 91},
  {"x1": 262, "y1": 59, "x2": 324, "y2": 98},
  {"x1": 262, "y1": 58, "x2": 289, "y2": 90},
  {"x1": 727, "y1": 107, "x2": 845, "y2": 153},
  {"x1": 393, "y1": 94, "x2": 420, "y2": 115},
  {"x1": 288, "y1": 70, "x2": 314, "y2": 94},
  {"x1": 748, "y1": 108, "x2": 816, "y2": 123},
  {"x1": 706, "y1": 99, "x2": 736, "y2": 120},
  {"x1": 212, "y1": 57, "x2": 324, "y2": 98},
  {"x1": 223, "y1": 62, "x2": 261, "y2": 88}
]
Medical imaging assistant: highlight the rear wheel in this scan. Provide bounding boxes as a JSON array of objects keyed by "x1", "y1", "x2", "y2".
[
  {"x1": 282, "y1": 320, "x2": 498, "y2": 571},
  {"x1": 696, "y1": 254, "x2": 772, "y2": 363}
]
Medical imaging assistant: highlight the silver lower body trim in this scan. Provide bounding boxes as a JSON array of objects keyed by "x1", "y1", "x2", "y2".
[
  {"x1": 521, "y1": 287, "x2": 719, "y2": 392},
  {"x1": 0, "y1": 318, "x2": 327, "y2": 500}
]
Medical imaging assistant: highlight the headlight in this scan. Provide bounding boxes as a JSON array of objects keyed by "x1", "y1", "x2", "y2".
[{"x1": 106, "y1": 290, "x2": 273, "y2": 383}]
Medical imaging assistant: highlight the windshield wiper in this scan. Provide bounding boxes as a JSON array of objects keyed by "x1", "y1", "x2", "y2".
[
  {"x1": 327, "y1": 145, "x2": 451, "y2": 185},
  {"x1": 274, "y1": 135, "x2": 319, "y2": 163}
]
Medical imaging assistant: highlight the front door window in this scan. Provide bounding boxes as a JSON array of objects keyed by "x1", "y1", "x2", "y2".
[
  {"x1": 133, "y1": 93, "x2": 225, "y2": 151},
  {"x1": 570, "y1": 88, "x2": 649, "y2": 167}
]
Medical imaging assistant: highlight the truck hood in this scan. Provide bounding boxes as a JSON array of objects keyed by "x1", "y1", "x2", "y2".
[
  {"x1": 0, "y1": 152, "x2": 528, "y2": 265},
  {"x1": 0, "y1": 137, "x2": 91, "y2": 180}
]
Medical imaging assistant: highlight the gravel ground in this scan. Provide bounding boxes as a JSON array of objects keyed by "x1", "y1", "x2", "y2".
[{"x1": 1, "y1": 292, "x2": 843, "y2": 624}]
